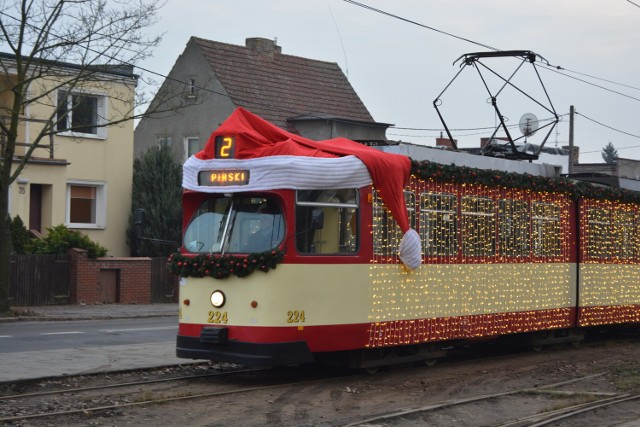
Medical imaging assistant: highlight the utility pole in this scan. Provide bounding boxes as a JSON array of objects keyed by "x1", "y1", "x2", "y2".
[{"x1": 568, "y1": 105, "x2": 575, "y2": 175}]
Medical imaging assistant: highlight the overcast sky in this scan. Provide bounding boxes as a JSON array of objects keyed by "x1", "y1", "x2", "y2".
[{"x1": 140, "y1": 0, "x2": 640, "y2": 164}]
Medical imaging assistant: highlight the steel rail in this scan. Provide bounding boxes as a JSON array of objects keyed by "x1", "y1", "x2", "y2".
[
  {"x1": 342, "y1": 372, "x2": 611, "y2": 427},
  {"x1": 0, "y1": 370, "x2": 353, "y2": 423},
  {"x1": 0, "y1": 367, "x2": 264, "y2": 402}
]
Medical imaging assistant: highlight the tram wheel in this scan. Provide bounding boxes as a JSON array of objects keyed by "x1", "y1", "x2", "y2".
[{"x1": 424, "y1": 358, "x2": 438, "y2": 367}]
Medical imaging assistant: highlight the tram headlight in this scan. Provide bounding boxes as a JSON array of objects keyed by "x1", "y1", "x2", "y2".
[{"x1": 210, "y1": 290, "x2": 226, "y2": 308}]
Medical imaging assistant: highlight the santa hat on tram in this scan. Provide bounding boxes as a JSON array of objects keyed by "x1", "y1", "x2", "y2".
[{"x1": 183, "y1": 107, "x2": 422, "y2": 270}]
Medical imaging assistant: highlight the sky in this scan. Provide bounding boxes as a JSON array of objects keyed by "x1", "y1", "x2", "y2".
[{"x1": 139, "y1": 0, "x2": 640, "y2": 164}]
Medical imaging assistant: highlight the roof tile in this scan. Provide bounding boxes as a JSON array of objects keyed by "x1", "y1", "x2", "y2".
[{"x1": 193, "y1": 37, "x2": 375, "y2": 130}]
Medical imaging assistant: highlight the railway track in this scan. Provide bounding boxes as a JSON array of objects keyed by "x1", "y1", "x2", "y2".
[
  {"x1": 343, "y1": 373, "x2": 640, "y2": 427},
  {"x1": 0, "y1": 364, "x2": 350, "y2": 424},
  {"x1": 2, "y1": 336, "x2": 638, "y2": 426},
  {"x1": 497, "y1": 393, "x2": 640, "y2": 427}
]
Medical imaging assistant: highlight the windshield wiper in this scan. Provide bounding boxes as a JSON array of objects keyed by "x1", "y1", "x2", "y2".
[{"x1": 216, "y1": 198, "x2": 235, "y2": 256}]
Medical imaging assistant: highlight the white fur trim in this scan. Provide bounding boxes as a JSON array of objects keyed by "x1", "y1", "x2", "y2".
[
  {"x1": 183, "y1": 155, "x2": 372, "y2": 192},
  {"x1": 399, "y1": 229, "x2": 422, "y2": 270}
]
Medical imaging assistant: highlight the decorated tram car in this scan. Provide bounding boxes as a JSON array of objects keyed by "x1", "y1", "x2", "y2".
[{"x1": 172, "y1": 107, "x2": 640, "y2": 369}]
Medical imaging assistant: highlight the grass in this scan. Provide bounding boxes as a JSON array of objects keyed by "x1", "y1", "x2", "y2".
[{"x1": 611, "y1": 367, "x2": 640, "y2": 393}]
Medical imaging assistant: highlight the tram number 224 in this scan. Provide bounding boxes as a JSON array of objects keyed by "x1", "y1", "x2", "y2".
[
  {"x1": 207, "y1": 311, "x2": 228, "y2": 324},
  {"x1": 287, "y1": 310, "x2": 305, "y2": 323},
  {"x1": 203, "y1": 310, "x2": 305, "y2": 324}
]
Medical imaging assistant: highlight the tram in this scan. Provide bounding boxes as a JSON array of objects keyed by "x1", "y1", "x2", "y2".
[{"x1": 172, "y1": 107, "x2": 640, "y2": 369}]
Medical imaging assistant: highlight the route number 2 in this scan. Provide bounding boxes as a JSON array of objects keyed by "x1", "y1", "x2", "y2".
[{"x1": 214, "y1": 135, "x2": 235, "y2": 159}]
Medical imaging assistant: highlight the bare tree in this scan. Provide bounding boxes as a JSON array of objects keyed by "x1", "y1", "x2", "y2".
[{"x1": 0, "y1": 0, "x2": 171, "y2": 313}]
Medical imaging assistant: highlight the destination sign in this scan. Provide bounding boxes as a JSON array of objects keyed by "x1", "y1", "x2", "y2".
[{"x1": 198, "y1": 170, "x2": 250, "y2": 186}]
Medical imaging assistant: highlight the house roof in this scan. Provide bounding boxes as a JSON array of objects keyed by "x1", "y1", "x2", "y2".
[
  {"x1": 192, "y1": 37, "x2": 376, "y2": 131},
  {"x1": 0, "y1": 52, "x2": 138, "y2": 79}
]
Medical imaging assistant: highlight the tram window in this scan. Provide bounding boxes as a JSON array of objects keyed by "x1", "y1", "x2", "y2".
[
  {"x1": 372, "y1": 191, "x2": 393, "y2": 256},
  {"x1": 183, "y1": 195, "x2": 284, "y2": 254},
  {"x1": 405, "y1": 191, "x2": 416, "y2": 230},
  {"x1": 461, "y1": 196, "x2": 495, "y2": 256},
  {"x1": 420, "y1": 193, "x2": 458, "y2": 256},
  {"x1": 498, "y1": 199, "x2": 530, "y2": 257},
  {"x1": 372, "y1": 190, "x2": 415, "y2": 257},
  {"x1": 612, "y1": 210, "x2": 636, "y2": 259},
  {"x1": 532, "y1": 202, "x2": 561, "y2": 257},
  {"x1": 586, "y1": 208, "x2": 612, "y2": 259},
  {"x1": 296, "y1": 189, "x2": 358, "y2": 255}
]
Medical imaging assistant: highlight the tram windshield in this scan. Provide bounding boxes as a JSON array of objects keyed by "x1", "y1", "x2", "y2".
[{"x1": 183, "y1": 195, "x2": 285, "y2": 254}]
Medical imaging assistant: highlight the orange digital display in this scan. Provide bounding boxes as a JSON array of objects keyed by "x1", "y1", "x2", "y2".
[
  {"x1": 198, "y1": 170, "x2": 250, "y2": 186},
  {"x1": 214, "y1": 135, "x2": 235, "y2": 159}
]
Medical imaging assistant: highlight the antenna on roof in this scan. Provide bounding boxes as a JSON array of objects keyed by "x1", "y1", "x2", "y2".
[{"x1": 327, "y1": 3, "x2": 349, "y2": 78}]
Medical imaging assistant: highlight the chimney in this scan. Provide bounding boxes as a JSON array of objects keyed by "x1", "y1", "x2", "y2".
[
  {"x1": 436, "y1": 137, "x2": 455, "y2": 149},
  {"x1": 245, "y1": 37, "x2": 281, "y2": 57}
]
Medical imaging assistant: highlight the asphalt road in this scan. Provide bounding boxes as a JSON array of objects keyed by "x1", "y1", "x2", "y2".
[
  {"x1": 0, "y1": 317, "x2": 192, "y2": 382},
  {"x1": 0, "y1": 317, "x2": 178, "y2": 353}
]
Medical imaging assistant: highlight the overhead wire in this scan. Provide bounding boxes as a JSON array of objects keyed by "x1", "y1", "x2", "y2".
[
  {"x1": 389, "y1": 113, "x2": 567, "y2": 134},
  {"x1": 538, "y1": 64, "x2": 640, "y2": 103},
  {"x1": 575, "y1": 111, "x2": 640, "y2": 141},
  {"x1": 572, "y1": 110, "x2": 640, "y2": 159},
  {"x1": 2, "y1": 4, "x2": 639, "y2": 139},
  {"x1": 341, "y1": 0, "x2": 498, "y2": 52},
  {"x1": 342, "y1": 0, "x2": 639, "y2": 103},
  {"x1": 553, "y1": 66, "x2": 640, "y2": 92},
  {"x1": 342, "y1": 0, "x2": 640, "y2": 139},
  {"x1": 0, "y1": 7, "x2": 502, "y2": 134},
  {"x1": 626, "y1": 0, "x2": 640, "y2": 9},
  {"x1": 0, "y1": 9, "x2": 330, "y2": 125}
]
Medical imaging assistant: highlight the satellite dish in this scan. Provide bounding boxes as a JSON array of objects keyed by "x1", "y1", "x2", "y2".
[{"x1": 519, "y1": 113, "x2": 539, "y2": 137}]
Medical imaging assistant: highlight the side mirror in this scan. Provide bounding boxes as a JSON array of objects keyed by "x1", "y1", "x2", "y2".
[{"x1": 311, "y1": 208, "x2": 324, "y2": 230}]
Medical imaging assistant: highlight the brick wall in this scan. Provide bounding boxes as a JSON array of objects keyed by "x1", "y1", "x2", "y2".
[{"x1": 69, "y1": 249, "x2": 152, "y2": 304}]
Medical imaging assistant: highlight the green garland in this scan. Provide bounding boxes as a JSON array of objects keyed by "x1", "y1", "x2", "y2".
[
  {"x1": 411, "y1": 159, "x2": 640, "y2": 204},
  {"x1": 167, "y1": 249, "x2": 285, "y2": 279}
]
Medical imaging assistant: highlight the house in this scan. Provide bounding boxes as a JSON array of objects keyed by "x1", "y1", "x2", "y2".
[
  {"x1": 570, "y1": 157, "x2": 640, "y2": 192},
  {"x1": 134, "y1": 37, "x2": 391, "y2": 162},
  {"x1": 2, "y1": 53, "x2": 138, "y2": 256}
]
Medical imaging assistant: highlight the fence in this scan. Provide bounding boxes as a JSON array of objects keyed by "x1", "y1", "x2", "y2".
[
  {"x1": 151, "y1": 257, "x2": 179, "y2": 303},
  {"x1": 9, "y1": 253, "x2": 178, "y2": 306},
  {"x1": 9, "y1": 254, "x2": 71, "y2": 306}
]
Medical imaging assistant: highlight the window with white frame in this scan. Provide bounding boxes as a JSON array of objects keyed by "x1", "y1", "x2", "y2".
[
  {"x1": 66, "y1": 182, "x2": 106, "y2": 228},
  {"x1": 461, "y1": 196, "x2": 495, "y2": 256},
  {"x1": 373, "y1": 190, "x2": 414, "y2": 257},
  {"x1": 185, "y1": 136, "x2": 200, "y2": 159},
  {"x1": 56, "y1": 90, "x2": 106, "y2": 137},
  {"x1": 532, "y1": 202, "x2": 561, "y2": 257},
  {"x1": 420, "y1": 192, "x2": 458, "y2": 256}
]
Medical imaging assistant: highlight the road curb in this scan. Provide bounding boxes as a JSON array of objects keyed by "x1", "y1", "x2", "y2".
[{"x1": 0, "y1": 314, "x2": 177, "y2": 323}]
